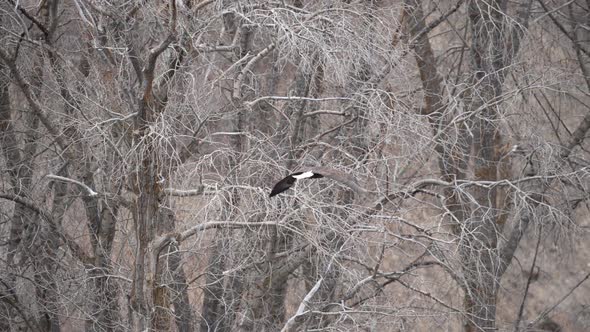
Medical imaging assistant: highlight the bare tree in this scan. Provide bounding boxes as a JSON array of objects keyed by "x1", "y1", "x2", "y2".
[{"x1": 1, "y1": 1, "x2": 590, "y2": 331}]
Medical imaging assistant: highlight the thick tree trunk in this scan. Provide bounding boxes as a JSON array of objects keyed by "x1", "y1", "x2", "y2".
[
  {"x1": 128, "y1": 4, "x2": 179, "y2": 329},
  {"x1": 406, "y1": 0, "x2": 529, "y2": 330},
  {"x1": 0, "y1": 63, "x2": 42, "y2": 331},
  {"x1": 130, "y1": 140, "x2": 161, "y2": 330},
  {"x1": 236, "y1": 52, "x2": 327, "y2": 331},
  {"x1": 83, "y1": 196, "x2": 122, "y2": 332},
  {"x1": 200, "y1": 233, "x2": 228, "y2": 332},
  {"x1": 0, "y1": 47, "x2": 64, "y2": 331},
  {"x1": 156, "y1": 206, "x2": 194, "y2": 332},
  {"x1": 461, "y1": 2, "x2": 508, "y2": 330},
  {"x1": 167, "y1": 242, "x2": 194, "y2": 332},
  {"x1": 200, "y1": 226, "x2": 239, "y2": 332}
]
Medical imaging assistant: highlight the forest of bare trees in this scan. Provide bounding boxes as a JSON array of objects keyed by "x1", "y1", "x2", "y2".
[{"x1": 1, "y1": 0, "x2": 590, "y2": 331}]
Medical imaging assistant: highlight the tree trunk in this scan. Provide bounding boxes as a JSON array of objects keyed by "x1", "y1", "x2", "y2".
[
  {"x1": 130, "y1": 129, "x2": 161, "y2": 330},
  {"x1": 0, "y1": 44, "x2": 64, "y2": 331},
  {"x1": 406, "y1": 0, "x2": 530, "y2": 330},
  {"x1": 0, "y1": 62, "x2": 43, "y2": 332},
  {"x1": 83, "y1": 195, "x2": 122, "y2": 332},
  {"x1": 156, "y1": 206, "x2": 195, "y2": 332}
]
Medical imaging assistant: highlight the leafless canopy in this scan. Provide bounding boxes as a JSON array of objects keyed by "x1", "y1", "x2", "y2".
[{"x1": 1, "y1": 1, "x2": 590, "y2": 332}]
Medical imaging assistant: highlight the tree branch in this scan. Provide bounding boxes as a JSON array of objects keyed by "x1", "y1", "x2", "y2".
[
  {"x1": 8, "y1": 0, "x2": 50, "y2": 37},
  {"x1": 192, "y1": 0, "x2": 215, "y2": 14},
  {"x1": 537, "y1": 0, "x2": 590, "y2": 58},
  {"x1": 245, "y1": 96, "x2": 352, "y2": 108},
  {"x1": 46, "y1": 174, "x2": 98, "y2": 196},
  {"x1": 526, "y1": 271, "x2": 590, "y2": 329},
  {"x1": 0, "y1": 193, "x2": 93, "y2": 265},
  {"x1": 280, "y1": 277, "x2": 323, "y2": 332},
  {"x1": 0, "y1": 49, "x2": 68, "y2": 151},
  {"x1": 153, "y1": 221, "x2": 285, "y2": 253},
  {"x1": 233, "y1": 43, "x2": 276, "y2": 100},
  {"x1": 409, "y1": 0, "x2": 467, "y2": 50},
  {"x1": 164, "y1": 186, "x2": 217, "y2": 196},
  {"x1": 137, "y1": 0, "x2": 177, "y2": 118},
  {"x1": 302, "y1": 110, "x2": 346, "y2": 118}
]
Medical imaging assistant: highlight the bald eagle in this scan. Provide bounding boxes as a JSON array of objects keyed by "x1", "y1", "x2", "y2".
[
  {"x1": 269, "y1": 171, "x2": 323, "y2": 197},
  {"x1": 269, "y1": 168, "x2": 365, "y2": 197}
]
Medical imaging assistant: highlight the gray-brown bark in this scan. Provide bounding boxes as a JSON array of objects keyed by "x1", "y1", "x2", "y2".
[
  {"x1": 405, "y1": 0, "x2": 534, "y2": 330},
  {"x1": 0, "y1": 36, "x2": 63, "y2": 330},
  {"x1": 1, "y1": 1, "x2": 590, "y2": 331}
]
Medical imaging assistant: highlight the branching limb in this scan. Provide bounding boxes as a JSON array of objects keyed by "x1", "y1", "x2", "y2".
[
  {"x1": 192, "y1": 0, "x2": 215, "y2": 14},
  {"x1": 302, "y1": 110, "x2": 346, "y2": 118},
  {"x1": 153, "y1": 221, "x2": 286, "y2": 252},
  {"x1": 408, "y1": 0, "x2": 467, "y2": 49},
  {"x1": 526, "y1": 272, "x2": 590, "y2": 329},
  {"x1": 46, "y1": 174, "x2": 98, "y2": 196},
  {"x1": 137, "y1": 0, "x2": 178, "y2": 117},
  {"x1": 397, "y1": 279, "x2": 462, "y2": 314},
  {"x1": 537, "y1": 0, "x2": 590, "y2": 57},
  {"x1": 0, "y1": 193, "x2": 93, "y2": 265},
  {"x1": 280, "y1": 277, "x2": 323, "y2": 332},
  {"x1": 233, "y1": 43, "x2": 276, "y2": 100},
  {"x1": 245, "y1": 96, "x2": 352, "y2": 108},
  {"x1": 8, "y1": 0, "x2": 50, "y2": 37},
  {"x1": 164, "y1": 185, "x2": 217, "y2": 196},
  {"x1": 0, "y1": 49, "x2": 68, "y2": 151}
]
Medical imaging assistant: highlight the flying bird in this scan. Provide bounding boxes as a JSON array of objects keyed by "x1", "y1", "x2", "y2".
[
  {"x1": 269, "y1": 167, "x2": 366, "y2": 197},
  {"x1": 269, "y1": 171, "x2": 323, "y2": 197}
]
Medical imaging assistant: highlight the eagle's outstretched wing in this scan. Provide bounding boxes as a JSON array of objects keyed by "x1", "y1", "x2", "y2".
[
  {"x1": 269, "y1": 168, "x2": 365, "y2": 197},
  {"x1": 269, "y1": 171, "x2": 323, "y2": 197}
]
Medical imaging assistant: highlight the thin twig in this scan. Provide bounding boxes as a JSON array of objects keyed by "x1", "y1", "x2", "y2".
[{"x1": 526, "y1": 271, "x2": 590, "y2": 329}]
